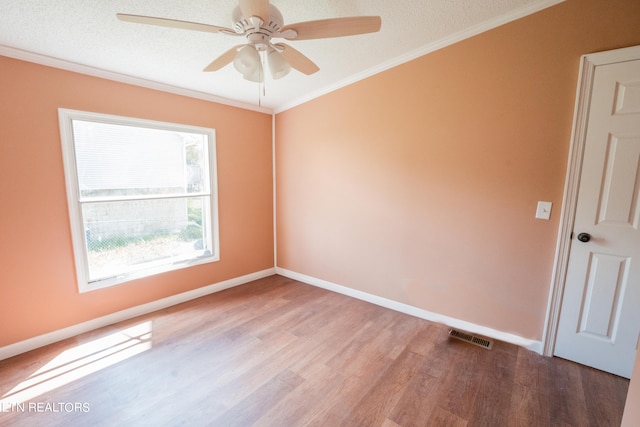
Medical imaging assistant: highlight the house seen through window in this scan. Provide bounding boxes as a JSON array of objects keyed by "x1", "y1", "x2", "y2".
[{"x1": 59, "y1": 109, "x2": 219, "y2": 292}]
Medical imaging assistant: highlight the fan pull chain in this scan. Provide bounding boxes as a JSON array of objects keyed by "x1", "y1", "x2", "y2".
[
  {"x1": 257, "y1": 75, "x2": 265, "y2": 107},
  {"x1": 258, "y1": 57, "x2": 266, "y2": 108}
]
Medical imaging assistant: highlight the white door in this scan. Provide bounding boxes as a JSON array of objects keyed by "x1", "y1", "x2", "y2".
[{"x1": 554, "y1": 55, "x2": 640, "y2": 379}]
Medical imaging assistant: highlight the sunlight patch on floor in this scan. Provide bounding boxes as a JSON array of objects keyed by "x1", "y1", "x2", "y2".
[{"x1": 0, "y1": 321, "x2": 152, "y2": 405}]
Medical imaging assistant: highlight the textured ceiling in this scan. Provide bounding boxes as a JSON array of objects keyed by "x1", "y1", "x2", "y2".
[{"x1": 0, "y1": 0, "x2": 562, "y2": 112}]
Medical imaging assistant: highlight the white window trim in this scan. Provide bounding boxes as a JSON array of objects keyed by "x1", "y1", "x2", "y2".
[{"x1": 58, "y1": 108, "x2": 220, "y2": 292}]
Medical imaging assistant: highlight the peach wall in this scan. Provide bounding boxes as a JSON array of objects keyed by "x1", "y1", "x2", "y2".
[
  {"x1": 0, "y1": 56, "x2": 273, "y2": 347},
  {"x1": 622, "y1": 350, "x2": 640, "y2": 426},
  {"x1": 275, "y1": 0, "x2": 640, "y2": 340}
]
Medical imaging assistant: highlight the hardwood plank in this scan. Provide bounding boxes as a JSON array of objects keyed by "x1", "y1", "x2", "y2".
[
  {"x1": 431, "y1": 341, "x2": 490, "y2": 420},
  {"x1": 467, "y1": 341, "x2": 518, "y2": 426},
  {"x1": 345, "y1": 349, "x2": 429, "y2": 426},
  {"x1": 514, "y1": 346, "x2": 551, "y2": 391},
  {"x1": 222, "y1": 288, "x2": 331, "y2": 342},
  {"x1": 428, "y1": 406, "x2": 468, "y2": 427},
  {"x1": 286, "y1": 298, "x2": 386, "y2": 376},
  {"x1": 508, "y1": 383, "x2": 550, "y2": 426},
  {"x1": 0, "y1": 275, "x2": 630, "y2": 427},
  {"x1": 547, "y1": 357, "x2": 590, "y2": 426},
  {"x1": 251, "y1": 364, "x2": 350, "y2": 427},
  {"x1": 388, "y1": 361, "x2": 440, "y2": 426},
  {"x1": 580, "y1": 365, "x2": 628, "y2": 427},
  {"x1": 203, "y1": 369, "x2": 305, "y2": 427},
  {"x1": 300, "y1": 352, "x2": 395, "y2": 425},
  {"x1": 381, "y1": 418, "x2": 403, "y2": 427}
]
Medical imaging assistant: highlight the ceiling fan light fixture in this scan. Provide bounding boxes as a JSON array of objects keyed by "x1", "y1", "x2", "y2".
[
  {"x1": 267, "y1": 49, "x2": 291, "y2": 79},
  {"x1": 242, "y1": 62, "x2": 263, "y2": 82},
  {"x1": 233, "y1": 45, "x2": 260, "y2": 75},
  {"x1": 242, "y1": 69, "x2": 264, "y2": 83}
]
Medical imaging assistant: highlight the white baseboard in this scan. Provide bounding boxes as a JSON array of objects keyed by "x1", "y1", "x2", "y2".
[
  {"x1": 0, "y1": 268, "x2": 276, "y2": 361},
  {"x1": 276, "y1": 267, "x2": 543, "y2": 354},
  {"x1": 2, "y1": 267, "x2": 543, "y2": 361}
]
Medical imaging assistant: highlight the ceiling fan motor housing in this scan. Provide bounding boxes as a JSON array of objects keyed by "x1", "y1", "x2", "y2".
[
  {"x1": 232, "y1": 5, "x2": 283, "y2": 37},
  {"x1": 246, "y1": 33, "x2": 270, "y2": 51}
]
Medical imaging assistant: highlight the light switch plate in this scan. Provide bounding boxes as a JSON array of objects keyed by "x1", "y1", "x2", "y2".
[{"x1": 536, "y1": 201, "x2": 552, "y2": 220}]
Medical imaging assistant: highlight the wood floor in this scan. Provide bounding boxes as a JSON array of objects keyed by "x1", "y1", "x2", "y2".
[{"x1": 0, "y1": 275, "x2": 629, "y2": 426}]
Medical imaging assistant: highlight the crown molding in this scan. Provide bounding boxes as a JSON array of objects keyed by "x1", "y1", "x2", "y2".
[
  {"x1": 0, "y1": 44, "x2": 273, "y2": 115},
  {"x1": 275, "y1": 0, "x2": 565, "y2": 114}
]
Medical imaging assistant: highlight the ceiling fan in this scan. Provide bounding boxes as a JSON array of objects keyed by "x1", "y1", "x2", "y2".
[{"x1": 117, "y1": 0, "x2": 382, "y2": 82}]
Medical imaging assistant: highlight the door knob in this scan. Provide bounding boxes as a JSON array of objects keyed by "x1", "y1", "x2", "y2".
[{"x1": 577, "y1": 232, "x2": 591, "y2": 242}]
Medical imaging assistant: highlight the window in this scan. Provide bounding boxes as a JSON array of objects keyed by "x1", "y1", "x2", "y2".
[{"x1": 59, "y1": 109, "x2": 219, "y2": 292}]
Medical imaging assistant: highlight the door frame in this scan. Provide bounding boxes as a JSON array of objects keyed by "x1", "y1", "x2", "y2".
[{"x1": 543, "y1": 44, "x2": 640, "y2": 357}]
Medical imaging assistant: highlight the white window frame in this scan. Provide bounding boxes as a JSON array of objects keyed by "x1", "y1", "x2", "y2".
[{"x1": 58, "y1": 109, "x2": 220, "y2": 292}]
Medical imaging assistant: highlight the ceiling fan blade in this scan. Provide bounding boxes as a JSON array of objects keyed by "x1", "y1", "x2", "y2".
[
  {"x1": 116, "y1": 13, "x2": 235, "y2": 35},
  {"x1": 275, "y1": 43, "x2": 319, "y2": 75},
  {"x1": 238, "y1": 0, "x2": 270, "y2": 24},
  {"x1": 203, "y1": 45, "x2": 244, "y2": 72},
  {"x1": 280, "y1": 16, "x2": 381, "y2": 40}
]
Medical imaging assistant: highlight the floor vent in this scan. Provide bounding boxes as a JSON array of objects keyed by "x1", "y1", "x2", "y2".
[{"x1": 448, "y1": 329, "x2": 493, "y2": 350}]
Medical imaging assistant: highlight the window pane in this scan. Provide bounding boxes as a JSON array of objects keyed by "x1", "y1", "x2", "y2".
[
  {"x1": 83, "y1": 196, "x2": 211, "y2": 282},
  {"x1": 72, "y1": 120, "x2": 208, "y2": 199},
  {"x1": 60, "y1": 109, "x2": 219, "y2": 291}
]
